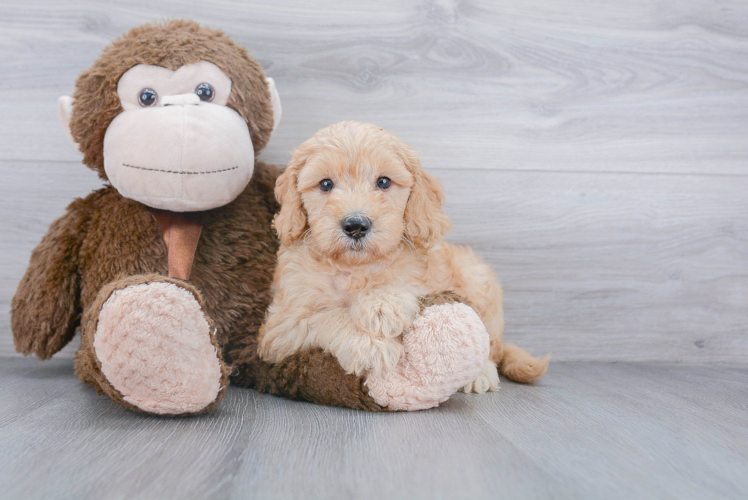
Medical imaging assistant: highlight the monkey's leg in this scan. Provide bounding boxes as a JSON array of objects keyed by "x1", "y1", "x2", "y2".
[
  {"x1": 75, "y1": 274, "x2": 230, "y2": 416},
  {"x1": 230, "y1": 337, "x2": 389, "y2": 411},
  {"x1": 364, "y1": 292, "x2": 490, "y2": 411},
  {"x1": 231, "y1": 292, "x2": 489, "y2": 411}
]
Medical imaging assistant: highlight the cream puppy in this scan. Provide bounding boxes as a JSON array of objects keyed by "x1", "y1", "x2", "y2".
[{"x1": 259, "y1": 121, "x2": 549, "y2": 392}]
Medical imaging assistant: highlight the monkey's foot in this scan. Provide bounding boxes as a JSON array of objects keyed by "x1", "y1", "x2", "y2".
[
  {"x1": 365, "y1": 302, "x2": 489, "y2": 411},
  {"x1": 90, "y1": 278, "x2": 228, "y2": 415}
]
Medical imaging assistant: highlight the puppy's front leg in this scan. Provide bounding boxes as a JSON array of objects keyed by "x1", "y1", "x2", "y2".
[
  {"x1": 308, "y1": 308, "x2": 405, "y2": 376},
  {"x1": 351, "y1": 287, "x2": 420, "y2": 339},
  {"x1": 329, "y1": 326, "x2": 405, "y2": 377},
  {"x1": 261, "y1": 306, "x2": 404, "y2": 377}
]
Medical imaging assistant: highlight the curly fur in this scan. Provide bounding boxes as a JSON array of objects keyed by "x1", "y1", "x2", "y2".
[{"x1": 261, "y1": 121, "x2": 549, "y2": 387}]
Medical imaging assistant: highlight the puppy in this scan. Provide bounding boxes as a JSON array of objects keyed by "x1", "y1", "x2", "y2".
[{"x1": 259, "y1": 121, "x2": 549, "y2": 392}]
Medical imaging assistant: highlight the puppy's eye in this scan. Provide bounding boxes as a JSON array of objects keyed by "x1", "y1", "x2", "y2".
[
  {"x1": 376, "y1": 177, "x2": 392, "y2": 190},
  {"x1": 138, "y1": 88, "x2": 158, "y2": 107},
  {"x1": 319, "y1": 179, "x2": 334, "y2": 192}
]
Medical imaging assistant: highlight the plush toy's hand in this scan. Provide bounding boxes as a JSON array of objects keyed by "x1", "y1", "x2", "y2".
[
  {"x1": 351, "y1": 287, "x2": 420, "y2": 338},
  {"x1": 365, "y1": 296, "x2": 491, "y2": 411},
  {"x1": 11, "y1": 202, "x2": 86, "y2": 359}
]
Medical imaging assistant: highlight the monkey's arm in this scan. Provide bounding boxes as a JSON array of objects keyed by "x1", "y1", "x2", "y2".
[
  {"x1": 242, "y1": 296, "x2": 390, "y2": 410},
  {"x1": 11, "y1": 199, "x2": 88, "y2": 359},
  {"x1": 230, "y1": 291, "x2": 467, "y2": 411}
]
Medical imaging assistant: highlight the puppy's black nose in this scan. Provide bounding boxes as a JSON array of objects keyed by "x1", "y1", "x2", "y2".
[{"x1": 342, "y1": 216, "x2": 372, "y2": 240}]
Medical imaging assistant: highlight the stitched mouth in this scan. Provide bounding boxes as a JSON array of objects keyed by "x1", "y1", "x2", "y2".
[{"x1": 123, "y1": 163, "x2": 239, "y2": 175}]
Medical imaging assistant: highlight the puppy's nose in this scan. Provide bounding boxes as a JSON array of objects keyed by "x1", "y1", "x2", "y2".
[{"x1": 342, "y1": 216, "x2": 372, "y2": 240}]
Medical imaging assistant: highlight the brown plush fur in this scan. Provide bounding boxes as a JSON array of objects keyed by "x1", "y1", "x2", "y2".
[
  {"x1": 12, "y1": 163, "x2": 277, "y2": 373},
  {"x1": 11, "y1": 21, "x2": 388, "y2": 413}
]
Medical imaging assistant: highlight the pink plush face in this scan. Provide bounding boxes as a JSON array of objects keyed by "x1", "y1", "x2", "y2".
[
  {"x1": 59, "y1": 61, "x2": 282, "y2": 212},
  {"x1": 102, "y1": 61, "x2": 254, "y2": 212}
]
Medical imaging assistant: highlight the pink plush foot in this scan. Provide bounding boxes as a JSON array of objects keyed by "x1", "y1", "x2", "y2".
[
  {"x1": 94, "y1": 282, "x2": 223, "y2": 415},
  {"x1": 365, "y1": 302, "x2": 489, "y2": 411}
]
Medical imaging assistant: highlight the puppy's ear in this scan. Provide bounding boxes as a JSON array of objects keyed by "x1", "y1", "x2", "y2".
[
  {"x1": 273, "y1": 155, "x2": 308, "y2": 246},
  {"x1": 400, "y1": 145, "x2": 452, "y2": 248}
]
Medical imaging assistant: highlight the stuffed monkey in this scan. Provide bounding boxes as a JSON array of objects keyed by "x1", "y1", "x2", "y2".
[{"x1": 11, "y1": 20, "x2": 489, "y2": 415}]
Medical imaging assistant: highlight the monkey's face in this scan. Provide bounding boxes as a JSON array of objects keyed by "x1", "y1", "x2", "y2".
[
  {"x1": 105, "y1": 61, "x2": 257, "y2": 212},
  {"x1": 103, "y1": 61, "x2": 256, "y2": 211},
  {"x1": 61, "y1": 60, "x2": 281, "y2": 212}
]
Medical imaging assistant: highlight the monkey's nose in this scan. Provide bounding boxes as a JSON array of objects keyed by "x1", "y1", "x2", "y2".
[
  {"x1": 341, "y1": 216, "x2": 372, "y2": 240},
  {"x1": 161, "y1": 93, "x2": 201, "y2": 106}
]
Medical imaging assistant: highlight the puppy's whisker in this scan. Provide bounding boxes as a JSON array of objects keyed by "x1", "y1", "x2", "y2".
[
  {"x1": 401, "y1": 233, "x2": 416, "y2": 251},
  {"x1": 301, "y1": 228, "x2": 314, "y2": 245}
]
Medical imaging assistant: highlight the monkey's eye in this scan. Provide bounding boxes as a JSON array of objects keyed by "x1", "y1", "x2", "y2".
[
  {"x1": 138, "y1": 88, "x2": 158, "y2": 107},
  {"x1": 376, "y1": 177, "x2": 392, "y2": 190},
  {"x1": 195, "y1": 83, "x2": 215, "y2": 102},
  {"x1": 319, "y1": 179, "x2": 334, "y2": 192}
]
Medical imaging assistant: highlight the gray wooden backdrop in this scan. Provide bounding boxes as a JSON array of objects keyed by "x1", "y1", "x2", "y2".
[{"x1": 1, "y1": 0, "x2": 747, "y2": 363}]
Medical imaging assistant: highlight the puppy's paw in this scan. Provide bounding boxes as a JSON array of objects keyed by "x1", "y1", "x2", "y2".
[
  {"x1": 336, "y1": 335, "x2": 405, "y2": 377},
  {"x1": 352, "y1": 287, "x2": 420, "y2": 338},
  {"x1": 462, "y1": 361, "x2": 500, "y2": 394}
]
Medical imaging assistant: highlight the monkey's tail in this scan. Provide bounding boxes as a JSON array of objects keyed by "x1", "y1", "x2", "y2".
[{"x1": 494, "y1": 343, "x2": 550, "y2": 383}]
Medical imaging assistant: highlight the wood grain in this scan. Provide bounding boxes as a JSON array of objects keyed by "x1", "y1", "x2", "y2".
[
  {"x1": 0, "y1": 0, "x2": 747, "y2": 174},
  {"x1": 444, "y1": 168, "x2": 748, "y2": 363},
  {"x1": 1, "y1": 0, "x2": 747, "y2": 363},
  {"x1": 0, "y1": 358, "x2": 746, "y2": 499},
  {"x1": 2, "y1": 161, "x2": 747, "y2": 362}
]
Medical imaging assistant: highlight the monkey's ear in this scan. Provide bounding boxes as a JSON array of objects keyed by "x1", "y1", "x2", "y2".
[
  {"x1": 266, "y1": 77, "x2": 282, "y2": 134},
  {"x1": 57, "y1": 95, "x2": 77, "y2": 147}
]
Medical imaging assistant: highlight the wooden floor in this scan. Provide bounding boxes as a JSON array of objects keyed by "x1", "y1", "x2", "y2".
[{"x1": 1, "y1": 357, "x2": 746, "y2": 500}]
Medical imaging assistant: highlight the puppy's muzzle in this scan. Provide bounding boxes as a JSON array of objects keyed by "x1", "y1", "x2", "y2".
[{"x1": 341, "y1": 216, "x2": 372, "y2": 241}]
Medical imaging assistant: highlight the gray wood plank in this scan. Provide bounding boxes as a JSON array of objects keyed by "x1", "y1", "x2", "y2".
[
  {"x1": 443, "y1": 168, "x2": 748, "y2": 364},
  {"x1": 0, "y1": 0, "x2": 747, "y2": 174},
  {"x1": 0, "y1": 358, "x2": 746, "y2": 499},
  {"x1": 0, "y1": 356, "x2": 82, "y2": 428},
  {"x1": 3, "y1": 161, "x2": 746, "y2": 363},
  {"x1": 470, "y1": 363, "x2": 748, "y2": 499}
]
